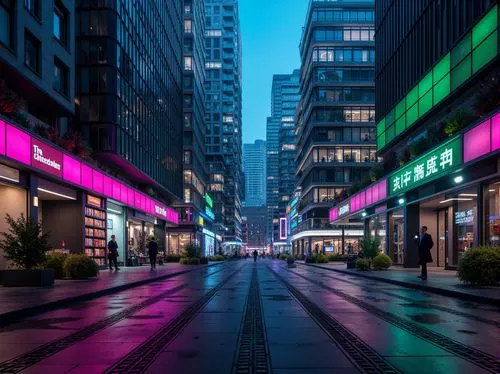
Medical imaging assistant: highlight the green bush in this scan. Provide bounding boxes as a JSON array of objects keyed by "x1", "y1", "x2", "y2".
[
  {"x1": 279, "y1": 253, "x2": 288, "y2": 260},
  {"x1": 179, "y1": 257, "x2": 189, "y2": 265},
  {"x1": 189, "y1": 257, "x2": 200, "y2": 265},
  {"x1": 165, "y1": 254, "x2": 181, "y2": 263},
  {"x1": 326, "y1": 254, "x2": 348, "y2": 262},
  {"x1": 200, "y1": 257, "x2": 209, "y2": 265},
  {"x1": 0, "y1": 214, "x2": 51, "y2": 270},
  {"x1": 356, "y1": 258, "x2": 370, "y2": 271},
  {"x1": 458, "y1": 246, "x2": 500, "y2": 286},
  {"x1": 312, "y1": 254, "x2": 328, "y2": 263},
  {"x1": 208, "y1": 255, "x2": 225, "y2": 261},
  {"x1": 183, "y1": 243, "x2": 201, "y2": 258},
  {"x1": 44, "y1": 253, "x2": 67, "y2": 279},
  {"x1": 372, "y1": 253, "x2": 392, "y2": 270},
  {"x1": 63, "y1": 254, "x2": 99, "y2": 279}
]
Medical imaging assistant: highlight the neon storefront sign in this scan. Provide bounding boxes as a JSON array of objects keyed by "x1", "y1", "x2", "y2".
[{"x1": 0, "y1": 118, "x2": 178, "y2": 224}]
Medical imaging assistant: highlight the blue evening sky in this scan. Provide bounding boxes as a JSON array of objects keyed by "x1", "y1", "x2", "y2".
[{"x1": 240, "y1": 0, "x2": 309, "y2": 143}]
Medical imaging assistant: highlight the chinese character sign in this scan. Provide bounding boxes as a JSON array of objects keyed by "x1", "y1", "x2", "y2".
[{"x1": 389, "y1": 137, "x2": 462, "y2": 196}]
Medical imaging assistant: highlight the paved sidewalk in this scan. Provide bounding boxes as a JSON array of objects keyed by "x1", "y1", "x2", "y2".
[
  {"x1": 300, "y1": 262, "x2": 500, "y2": 305},
  {"x1": 0, "y1": 263, "x2": 219, "y2": 326}
]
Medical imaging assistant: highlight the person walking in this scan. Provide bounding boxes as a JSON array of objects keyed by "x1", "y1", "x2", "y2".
[
  {"x1": 415, "y1": 226, "x2": 433, "y2": 280},
  {"x1": 253, "y1": 250, "x2": 258, "y2": 262},
  {"x1": 107, "y1": 235, "x2": 120, "y2": 271},
  {"x1": 148, "y1": 237, "x2": 158, "y2": 270}
]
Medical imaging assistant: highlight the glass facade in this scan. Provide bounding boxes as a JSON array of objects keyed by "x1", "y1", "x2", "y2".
[
  {"x1": 76, "y1": 0, "x2": 184, "y2": 200},
  {"x1": 293, "y1": 0, "x2": 375, "y2": 254},
  {"x1": 485, "y1": 181, "x2": 500, "y2": 247}
]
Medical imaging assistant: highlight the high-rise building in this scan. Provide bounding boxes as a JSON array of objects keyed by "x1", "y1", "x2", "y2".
[
  {"x1": 266, "y1": 71, "x2": 300, "y2": 249},
  {"x1": 243, "y1": 140, "x2": 266, "y2": 207},
  {"x1": 241, "y1": 206, "x2": 267, "y2": 252},
  {"x1": 0, "y1": 1, "x2": 180, "y2": 270},
  {"x1": 166, "y1": 0, "x2": 218, "y2": 256},
  {"x1": 76, "y1": 1, "x2": 184, "y2": 203},
  {"x1": 329, "y1": 1, "x2": 499, "y2": 269},
  {"x1": 293, "y1": 0, "x2": 376, "y2": 256},
  {"x1": 205, "y1": 0, "x2": 243, "y2": 249}
]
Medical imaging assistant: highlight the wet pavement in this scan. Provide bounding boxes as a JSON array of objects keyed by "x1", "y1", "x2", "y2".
[
  {"x1": 306, "y1": 262, "x2": 500, "y2": 304},
  {"x1": 0, "y1": 260, "x2": 498, "y2": 373}
]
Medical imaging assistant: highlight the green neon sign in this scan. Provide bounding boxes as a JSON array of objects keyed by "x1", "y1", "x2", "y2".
[
  {"x1": 205, "y1": 193, "x2": 213, "y2": 208},
  {"x1": 389, "y1": 137, "x2": 462, "y2": 196}
]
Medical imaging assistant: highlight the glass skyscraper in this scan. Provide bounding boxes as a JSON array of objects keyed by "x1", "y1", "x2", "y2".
[
  {"x1": 205, "y1": 0, "x2": 243, "y2": 246},
  {"x1": 76, "y1": 0, "x2": 184, "y2": 202},
  {"x1": 266, "y1": 71, "x2": 300, "y2": 247},
  {"x1": 243, "y1": 140, "x2": 266, "y2": 207}
]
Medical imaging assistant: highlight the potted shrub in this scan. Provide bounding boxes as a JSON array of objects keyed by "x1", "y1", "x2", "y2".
[
  {"x1": 372, "y1": 253, "x2": 392, "y2": 270},
  {"x1": 44, "y1": 252, "x2": 68, "y2": 279},
  {"x1": 180, "y1": 244, "x2": 203, "y2": 265},
  {"x1": 355, "y1": 258, "x2": 370, "y2": 271},
  {"x1": 457, "y1": 246, "x2": 500, "y2": 286},
  {"x1": 0, "y1": 214, "x2": 54, "y2": 286},
  {"x1": 63, "y1": 254, "x2": 99, "y2": 279},
  {"x1": 358, "y1": 237, "x2": 381, "y2": 270},
  {"x1": 286, "y1": 255, "x2": 296, "y2": 267}
]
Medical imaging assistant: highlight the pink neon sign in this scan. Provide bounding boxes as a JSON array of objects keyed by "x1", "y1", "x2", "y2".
[
  {"x1": 492, "y1": 113, "x2": 500, "y2": 151},
  {"x1": 0, "y1": 118, "x2": 179, "y2": 225},
  {"x1": 464, "y1": 112, "x2": 500, "y2": 164},
  {"x1": 0, "y1": 120, "x2": 5, "y2": 156}
]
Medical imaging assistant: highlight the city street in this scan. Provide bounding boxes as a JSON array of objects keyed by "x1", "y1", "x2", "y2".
[{"x1": 0, "y1": 260, "x2": 499, "y2": 374}]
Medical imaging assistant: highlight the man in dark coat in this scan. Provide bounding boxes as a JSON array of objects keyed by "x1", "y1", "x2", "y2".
[
  {"x1": 148, "y1": 237, "x2": 159, "y2": 270},
  {"x1": 415, "y1": 226, "x2": 433, "y2": 280},
  {"x1": 107, "y1": 235, "x2": 120, "y2": 271}
]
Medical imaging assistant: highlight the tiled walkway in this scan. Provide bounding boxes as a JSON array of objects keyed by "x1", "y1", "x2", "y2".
[
  {"x1": 0, "y1": 263, "x2": 216, "y2": 320},
  {"x1": 0, "y1": 260, "x2": 499, "y2": 373},
  {"x1": 302, "y1": 262, "x2": 500, "y2": 304}
]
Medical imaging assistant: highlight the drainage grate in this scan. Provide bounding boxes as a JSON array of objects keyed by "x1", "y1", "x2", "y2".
[
  {"x1": 104, "y1": 266, "x2": 243, "y2": 374},
  {"x1": 299, "y1": 266, "x2": 500, "y2": 328},
  {"x1": 289, "y1": 269, "x2": 500, "y2": 373},
  {"x1": 232, "y1": 267, "x2": 272, "y2": 374},
  {"x1": 267, "y1": 266, "x2": 400, "y2": 374},
  {"x1": 0, "y1": 265, "x2": 227, "y2": 374}
]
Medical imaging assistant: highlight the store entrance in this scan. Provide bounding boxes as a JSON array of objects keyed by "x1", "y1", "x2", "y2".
[{"x1": 419, "y1": 187, "x2": 478, "y2": 268}]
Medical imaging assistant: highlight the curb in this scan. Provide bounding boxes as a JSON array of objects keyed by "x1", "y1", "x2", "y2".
[
  {"x1": 299, "y1": 262, "x2": 500, "y2": 307},
  {"x1": 0, "y1": 262, "x2": 223, "y2": 328}
]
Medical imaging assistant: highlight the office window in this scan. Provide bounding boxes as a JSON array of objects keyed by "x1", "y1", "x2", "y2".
[
  {"x1": 25, "y1": 0, "x2": 40, "y2": 19},
  {"x1": 184, "y1": 20, "x2": 192, "y2": 33},
  {"x1": 53, "y1": 58, "x2": 69, "y2": 96},
  {"x1": 25, "y1": 31, "x2": 41, "y2": 74},
  {"x1": 53, "y1": 1, "x2": 68, "y2": 46},
  {"x1": 0, "y1": 0, "x2": 14, "y2": 48},
  {"x1": 184, "y1": 56, "x2": 193, "y2": 70}
]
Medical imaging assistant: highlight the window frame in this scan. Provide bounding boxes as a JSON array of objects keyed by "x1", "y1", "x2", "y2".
[{"x1": 24, "y1": 30, "x2": 41, "y2": 75}]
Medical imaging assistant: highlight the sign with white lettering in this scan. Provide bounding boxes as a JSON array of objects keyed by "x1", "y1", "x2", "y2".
[
  {"x1": 455, "y1": 209, "x2": 474, "y2": 225},
  {"x1": 338, "y1": 203, "x2": 350, "y2": 217},
  {"x1": 389, "y1": 137, "x2": 462, "y2": 196},
  {"x1": 31, "y1": 139, "x2": 62, "y2": 178}
]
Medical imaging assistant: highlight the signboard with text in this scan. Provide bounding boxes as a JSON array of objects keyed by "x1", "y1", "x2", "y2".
[
  {"x1": 32, "y1": 139, "x2": 63, "y2": 178},
  {"x1": 389, "y1": 137, "x2": 462, "y2": 196}
]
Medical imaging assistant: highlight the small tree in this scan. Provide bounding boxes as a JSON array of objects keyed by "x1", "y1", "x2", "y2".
[
  {"x1": 0, "y1": 214, "x2": 51, "y2": 270},
  {"x1": 359, "y1": 236, "x2": 381, "y2": 260}
]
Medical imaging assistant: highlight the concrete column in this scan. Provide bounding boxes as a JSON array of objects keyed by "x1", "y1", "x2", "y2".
[
  {"x1": 404, "y1": 203, "x2": 420, "y2": 268},
  {"x1": 476, "y1": 183, "x2": 483, "y2": 246},
  {"x1": 341, "y1": 228, "x2": 345, "y2": 255}
]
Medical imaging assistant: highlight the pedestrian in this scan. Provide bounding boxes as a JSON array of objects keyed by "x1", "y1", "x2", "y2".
[
  {"x1": 107, "y1": 235, "x2": 120, "y2": 271},
  {"x1": 415, "y1": 226, "x2": 433, "y2": 280},
  {"x1": 148, "y1": 237, "x2": 158, "y2": 270},
  {"x1": 253, "y1": 249, "x2": 258, "y2": 262}
]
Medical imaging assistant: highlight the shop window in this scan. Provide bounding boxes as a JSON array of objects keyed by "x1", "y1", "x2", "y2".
[{"x1": 484, "y1": 182, "x2": 500, "y2": 246}]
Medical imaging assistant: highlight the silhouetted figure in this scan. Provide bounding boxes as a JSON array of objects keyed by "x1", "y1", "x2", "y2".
[
  {"x1": 253, "y1": 250, "x2": 258, "y2": 262},
  {"x1": 107, "y1": 235, "x2": 120, "y2": 271},
  {"x1": 148, "y1": 238, "x2": 158, "y2": 270},
  {"x1": 415, "y1": 226, "x2": 434, "y2": 280}
]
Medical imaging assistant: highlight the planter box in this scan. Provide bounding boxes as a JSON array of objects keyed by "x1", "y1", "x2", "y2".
[{"x1": 1, "y1": 269, "x2": 54, "y2": 287}]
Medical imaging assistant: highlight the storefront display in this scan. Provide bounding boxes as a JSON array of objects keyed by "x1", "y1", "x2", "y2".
[
  {"x1": 84, "y1": 195, "x2": 107, "y2": 266},
  {"x1": 484, "y1": 181, "x2": 500, "y2": 246},
  {"x1": 389, "y1": 209, "x2": 405, "y2": 264}
]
